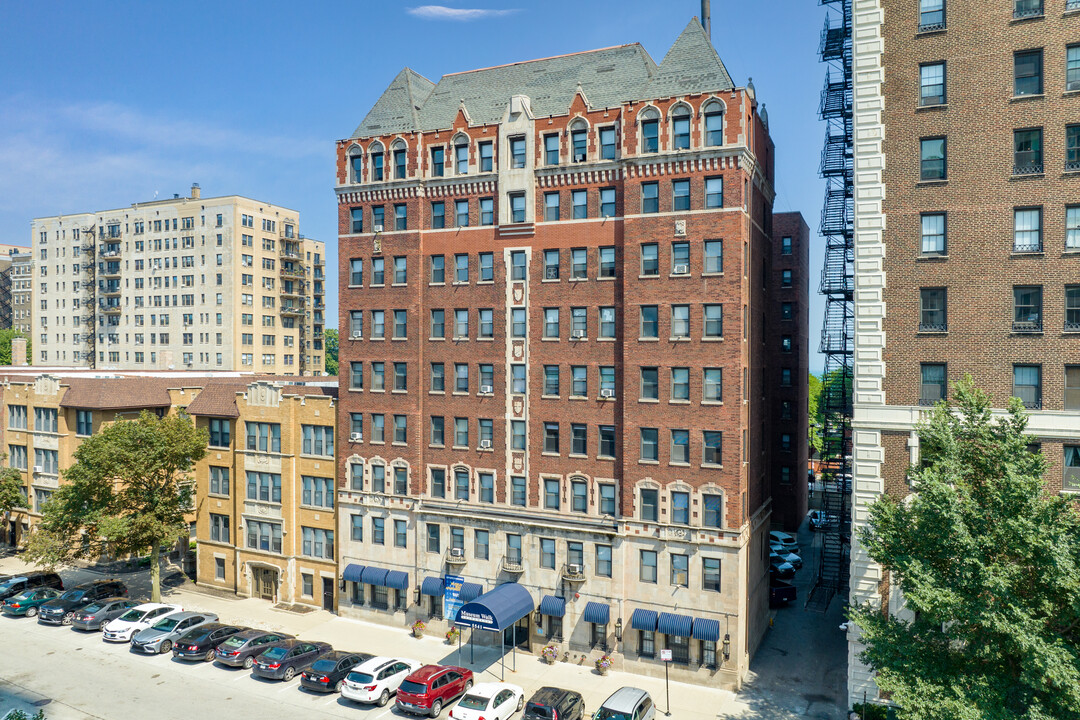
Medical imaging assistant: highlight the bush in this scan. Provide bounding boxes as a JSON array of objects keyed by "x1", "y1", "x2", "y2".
[{"x1": 851, "y1": 703, "x2": 891, "y2": 720}]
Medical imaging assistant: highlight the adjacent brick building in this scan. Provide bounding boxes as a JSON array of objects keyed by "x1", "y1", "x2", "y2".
[
  {"x1": 334, "y1": 19, "x2": 808, "y2": 688},
  {"x1": 848, "y1": 0, "x2": 1080, "y2": 705}
]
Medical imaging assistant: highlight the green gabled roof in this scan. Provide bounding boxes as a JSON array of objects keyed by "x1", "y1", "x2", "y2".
[
  {"x1": 352, "y1": 67, "x2": 436, "y2": 139},
  {"x1": 648, "y1": 18, "x2": 734, "y2": 98}
]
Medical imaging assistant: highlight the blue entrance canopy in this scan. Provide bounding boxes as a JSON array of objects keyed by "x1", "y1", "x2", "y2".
[
  {"x1": 630, "y1": 608, "x2": 658, "y2": 631},
  {"x1": 538, "y1": 595, "x2": 566, "y2": 617},
  {"x1": 691, "y1": 617, "x2": 720, "y2": 642},
  {"x1": 342, "y1": 564, "x2": 365, "y2": 583},
  {"x1": 455, "y1": 582, "x2": 534, "y2": 632},
  {"x1": 420, "y1": 576, "x2": 444, "y2": 596},
  {"x1": 582, "y1": 601, "x2": 610, "y2": 625},
  {"x1": 658, "y1": 611, "x2": 693, "y2": 637},
  {"x1": 459, "y1": 582, "x2": 484, "y2": 603}
]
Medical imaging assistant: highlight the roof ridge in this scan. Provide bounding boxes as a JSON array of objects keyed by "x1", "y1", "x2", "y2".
[{"x1": 442, "y1": 43, "x2": 643, "y2": 78}]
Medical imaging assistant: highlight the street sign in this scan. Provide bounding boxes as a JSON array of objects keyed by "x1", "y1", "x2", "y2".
[
  {"x1": 660, "y1": 649, "x2": 673, "y2": 662},
  {"x1": 443, "y1": 574, "x2": 465, "y2": 622}
]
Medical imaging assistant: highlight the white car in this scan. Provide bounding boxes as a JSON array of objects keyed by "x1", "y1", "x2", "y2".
[
  {"x1": 449, "y1": 682, "x2": 524, "y2": 720},
  {"x1": 769, "y1": 530, "x2": 799, "y2": 555},
  {"x1": 770, "y1": 545, "x2": 803, "y2": 569},
  {"x1": 101, "y1": 603, "x2": 183, "y2": 643},
  {"x1": 341, "y1": 656, "x2": 423, "y2": 707}
]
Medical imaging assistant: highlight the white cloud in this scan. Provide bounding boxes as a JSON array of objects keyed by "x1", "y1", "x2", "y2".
[{"x1": 407, "y1": 5, "x2": 518, "y2": 20}]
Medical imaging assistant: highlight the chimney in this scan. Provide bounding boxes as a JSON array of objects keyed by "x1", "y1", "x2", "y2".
[
  {"x1": 11, "y1": 337, "x2": 27, "y2": 366},
  {"x1": 191, "y1": 183, "x2": 201, "y2": 200},
  {"x1": 701, "y1": 0, "x2": 711, "y2": 40}
]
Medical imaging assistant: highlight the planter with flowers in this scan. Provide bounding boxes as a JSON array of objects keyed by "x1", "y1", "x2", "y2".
[
  {"x1": 541, "y1": 644, "x2": 559, "y2": 665},
  {"x1": 445, "y1": 627, "x2": 460, "y2": 644},
  {"x1": 411, "y1": 620, "x2": 426, "y2": 638},
  {"x1": 595, "y1": 653, "x2": 614, "y2": 675}
]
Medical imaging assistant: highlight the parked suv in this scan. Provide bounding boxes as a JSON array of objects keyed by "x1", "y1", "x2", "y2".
[
  {"x1": 341, "y1": 656, "x2": 423, "y2": 707},
  {"x1": 396, "y1": 664, "x2": 474, "y2": 717},
  {"x1": 38, "y1": 579, "x2": 127, "y2": 626},
  {"x1": 213, "y1": 629, "x2": 293, "y2": 669},
  {"x1": 130, "y1": 611, "x2": 218, "y2": 654},
  {"x1": 594, "y1": 688, "x2": 655, "y2": 720},
  {"x1": 0, "y1": 572, "x2": 63, "y2": 601},
  {"x1": 524, "y1": 686, "x2": 586, "y2": 720}
]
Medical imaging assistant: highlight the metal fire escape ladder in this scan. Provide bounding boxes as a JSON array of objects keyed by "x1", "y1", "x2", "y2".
[
  {"x1": 807, "y1": 0, "x2": 854, "y2": 613},
  {"x1": 81, "y1": 226, "x2": 97, "y2": 369}
]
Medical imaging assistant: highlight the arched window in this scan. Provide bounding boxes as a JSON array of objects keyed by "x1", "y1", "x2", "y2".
[
  {"x1": 671, "y1": 104, "x2": 691, "y2": 150},
  {"x1": 390, "y1": 139, "x2": 407, "y2": 180},
  {"x1": 452, "y1": 134, "x2": 470, "y2": 174},
  {"x1": 369, "y1": 460, "x2": 386, "y2": 493},
  {"x1": 638, "y1": 107, "x2": 660, "y2": 153},
  {"x1": 703, "y1": 99, "x2": 726, "y2": 147},
  {"x1": 369, "y1": 141, "x2": 385, "y2": 181},
  {"x1": 347, "y1": 145, "x2": 363, "y2": 183},
  {"x1": 569, "y1": 118, "x2": 589, "y2": 163}
]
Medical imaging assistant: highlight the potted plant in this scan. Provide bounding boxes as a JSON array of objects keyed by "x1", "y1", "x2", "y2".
[
  {"x1": 411, "y1": 620, "x2": 426, "y2": 638},
  {"x1": 541, "y1": 644, "x2": 559, "y2": 665},
  {"x1": 595, "y1": 653, "x2": 613, "y2": 675},
  {"x1": 445, "y1": 627, "x2": 460, "y2": 644}
]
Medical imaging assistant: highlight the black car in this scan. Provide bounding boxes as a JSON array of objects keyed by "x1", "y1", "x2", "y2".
[
  {"x1": 0, "y1": 572, "x2": 63, "y2": 601},
  {"x1": 70, "y1": 597, "x2": 139, "y2": 631},
  {"x1": 172, "y1": 623, "x2": 246, "y2": 661},
  {"x1": 214, "y1": 629, "x2": 294, "y2": 669},
  {"x1": 38, "y1": 579, "x2": 127, "y2": 626},
  {"x1": 524, "y1": 686, "x2": 587, "y2": 720},
  {"x1": 252, "y1": 639, "x2": 333, "y2": 681},
  {"x1": 300, "y1": 651, "x2": 372, "y2": 693}
]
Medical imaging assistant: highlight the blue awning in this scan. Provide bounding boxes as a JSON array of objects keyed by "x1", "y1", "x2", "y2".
[
  {"x1": 692, "y1": 618, "x2": 721, "y2": 642},
  {"x1": 630, "y1": 608, "x2": 658, "y2": 632},
  {"x1": 385, "y1": 570, "x2": 409, "y2": 590},
  {"x1": 455, "y1": 582, "x2": 534, "y2": 632},
  {"x1": 658, "y1": 612, "x2": 693, "y2": 638},
  {"x1": 360, "y1": 566, "x2": 388, "y2": 586},
  {"x1": 342, "y1": 564, "x2": 365, "y2": 583},
  {"x1": 420, "y1": 576, "x2": 444, "y2": 596},
  {"x1": 459, "y1": 582, "x2": 484, "y2": 602},
  {"x1": 582, "y1": 601, "x2": 610, "y2": 625},
  {"x1": 538, "y1": 595, "x2": 566, "y2": 617}
]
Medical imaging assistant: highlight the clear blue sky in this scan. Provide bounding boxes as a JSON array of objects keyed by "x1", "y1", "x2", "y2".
[{"x1": 0, "y1": 0, "x2": 828, "y2": 373}]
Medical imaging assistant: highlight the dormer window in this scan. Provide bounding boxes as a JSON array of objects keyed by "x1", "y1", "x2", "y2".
[
  {"x1": 455, "y1": 141, "x2": 469, "y2": 174},
  {"x1": 393, "y1": 143, "x2": 407, "y2": 179},
  {"x1": 704, "y1": 100, "x2": 725, "y2": 146},
  {"x1": 570, "y1": 121, "x2": 588, "y2": 162},
  {"x1": 672, "y1": 105, "x2": 691, "y2": 150},
  {"x1": 349, "y1": 149, "x2": 363, "y2": 183},
  {"x1": 371, "y1": 146, "x2": 384, "y2": 181}
]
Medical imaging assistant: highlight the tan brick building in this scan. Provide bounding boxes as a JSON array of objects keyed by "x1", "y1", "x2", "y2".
[
  {"x1": 333, "y1": 19, "x2": 808, "y2": 689},
  {"x1": 847, "y1": 0, "x2": 1080, "y2": 705}
]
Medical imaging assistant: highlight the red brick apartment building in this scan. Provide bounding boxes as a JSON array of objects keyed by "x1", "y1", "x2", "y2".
[
  {"x1": 333, "y1": 19, "x2": 808, "y2": 688},
  {"x1": 848, "y1": 0, "x2": 1080, "y2": 706}
]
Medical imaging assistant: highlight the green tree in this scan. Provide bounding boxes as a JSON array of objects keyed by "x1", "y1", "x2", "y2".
[
  {"x1": 850, "y1": 376, "x2": 1080, "y2": 719},
  {"x1": 0, "y1": 328, "x2": 31, "y2": 365},
  {"x1": 0, "y1": 463, "x2": 26, "y2": 515},
  {"x1": 808, "y1": 372, "x2": 823, "y2": 457},
  {"x1": 26, "y1": 411, "x2": 208, "y2": 602},
  {"x1": 324, "y1": 328, "x2": 338, "y2": 376}
]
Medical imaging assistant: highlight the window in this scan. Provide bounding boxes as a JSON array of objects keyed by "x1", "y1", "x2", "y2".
[
  {"x1": 372, "y1": 518, "x2": 385, "y2": 545},
  {"x1": 919, "y1": 363, "x2": 947, "y2": 405},
  {"x1": 544, "y1": 134, "x2": 559, "y2": 165},
  {"x1": 1015, "y1": 50, "x2": 1043, "y2": 96},
  {"x1": 510, "y1": 136, "x2": 525, "y2": 168},
  {"x1": 640, "y1": 305, "x2": 658, "y2": 338},
  {"x1": 510, "y1": 364, "x2": 526, "y2": 395},
  {"x1": 1014, "y1": 128, "x2": 1043, "y2": 174},
  {"x1": 207, "y1": 418, "x2": 230, "y2": 447},
  {"x1": 8, "y1": 445, "x2": 26, "y2": 471},
  {"x1": 571, "y1": 425, "x2": 587, "y2": 456},
  {"x1": 639, "y1": 630, "x2": 656, "y2": 658},
  {"x1": 572, "y1": 190, "x2": 587, "y2": 219},
  {"x1": 455, "y1": 199, "x2": 469, "y2": 227},
  {"x1": 430, "y1": 416, "x2": 445, "y2": 446},
  {"x1": 480, "y1": 197, "x2": 494, "y2": 226},
  {"x1": 671, "y1": 554, "x2": 689, "y2": 586},
  {"x1": 539, "y1": 538, "x2": 556, "y2": 569},
  {"x1": 641, "y1": 367, "x2": 659, "y2": 400},
  {"x1": 246, "y1": 471, "x2": 281, "y2": 503},
  {"x1": 920, "y1": 288, "x2": 947, "y2": 331},
  {"x1": 705, "y1": 176, "x2": 723, "y2": 208},
  {"x1": 671, "y1": 306, "x2": 690, "y2": 338},
  {"x1": 73, "y1": 409, "x2": 92, "y2": 436},
  {"x1": 455, "y1": 142, "x2": 468, "y2": 174},
  {"x1": 672, "y1": 179, "x2": 690, "y2": 211},
  {"x1": 640, "y1": 550, "x2": 658, "y2": 583},
  {"x1": 34, "y1": 407, "x2": 57, "y2": 433},
  {"x1": 703, "y1": 494, "x2": 722, "y2": 528},
  {"x1": 301, "y1": 476, "x2": 334, "y2": 509},
  {"x1": 671, "y1": 367, "x2": 690, "y2": 400},
  {"x1": 372, "y1": 257, "x2": 385, "y2": 286},
  {"x1": 1013, "y1": 286, "x2": 1043, "y2": 332},
  {"x1": 1014, "y1": 208, "x2": 1043, "y2": 252},
  {"x1": 474, "y1": 529, "x2": 489, "y2": 559},
  {"x1": 430, "y1": 146, "x2": 444, "y2": 177},
  {"x1": 302, "y1": 425, "x2": 334, "y2": 457},
  {"x1": 509, "y1": 193, "x2": 526, "y2": 223},
  {"x1": 640, "y1": 428, "x2": 659, "y2": 461},
  {"x1": 703, "y1": 431, "x2": 722, "y2": 465},
  {"x1": 600, "y1": 188, "x2": 615, "y2": 218},
  {"x1": 704, "y1": 304, "x2": 723, "y2": 338},
  {"x1": 641, "y1": 117, "x2": 659, "y2": 153},
  {"x1": 393, "y1": 519, "x2": 408, "y2": 548},
  {"x1": 455, "y1": 363, "x2": 469, "y2": 393},
  {"x1": 454, "y1": 253, "x2": 468, "y2": 283},
  {"x1": 427, "y1": 524, "x2": 440, "y2": 553},
  {"x1": 430, "y1": 309, "x2": 445, "y2": 338},
  {"x1": 641, "y1": 243, "x2": 659, "y2": 276},
  {"x1": 600, "y1": 126, "x2": 616, "y2": 159},
  {"x1": 245, "y1": 422, "x2": 281, "y2": 452},
  {"x1": 703, "y1": 557, "x2": 721, "y2": 592},
  {"x1": 510, "y1": 476, "x2": 526, "y2": 507},
  {"x1": 393, "y1": 415, "x2": 408, "y2": 444},
  {"x1": 781, "y1": 236, "x2": 793, "y2": 255},
  {"x1": 919, "y1": 0, "x2": 945, "y2": 30},
  {"x1": 920, "y1": 62, "x2": 945, "y2": 106},
  {"x1": 703, "y1": 240, "x2": 723, "y2": 274},
  {"x1": 544, "y1": 365, "x2": 560, "y2": 396},
  {"x1": 373, "y1": 205, "x2": 385, "y2": 231},
  {"x1": 544, "y1": 308, "x2": 560, "y2": 338},
  {"x1": 642, "y1": 182, "x2": 659, "y2": 213},
  {"x1": 599, "y1": 426, "x2": 616, "y2": 459},
  {"x1": 921, "y1": 213, "x2": 946, "y2": 254},
  {"x1": 430, "y1": 468, "x2": 445, "y2": 497},
  {"x1": 671, "y1": 431, "x2": 689, "y2": 464},
  {"x1": 479, "y1": 141, "x2": 493, "y2": 171},
  {"x1": 1067, "y1": 287, "x2": 1080, "y2": 330},
  {"x1": 544, "y1": 423, "x2": 560, "y2": 454},
  {"x1": 454, "y1": 309, "x2": 469, "y2": 339},
  {"x1": 7, "y1": 405, "x2": 26, "y2": 430},
  {"x1": 599, "y1": 246, "x2": 616, "y2": 277},
  {"x1": 511, "y1": 308, "x2": 526, "y2": 338},
  {"x1": 393, "y1": 309, "x2": 407, "y2": 338},
  {"x1": 1014, "y1": 365, "x2": 1042, "y2": 409},
  {"x1": 394, "y1": 146, "x2": 407, "y2": 179},
  {"x1": 209, "y1": 514, "x2": 230, "y2": 544},
  {"x1": 479, "y1": 473, "x2": 494, "y2": 503},
  {"x1": 671, "y1": 107, "x2": 690, "y2": 149},
  {"x1": 454, "y1": 468, "x2": 469, "y2": 500},
  {"x1": 454, "y1": 418, "x2": 469, "y2": 448},
  {"x1": 541, "y1": 192, "x2": 560, "y2": 222},
  {"x1": 920, "y1": 137, "x2": 946, "y2": 180},
  {"x1": 702, "y1": 368, "x2": 723, "y2": 403}
]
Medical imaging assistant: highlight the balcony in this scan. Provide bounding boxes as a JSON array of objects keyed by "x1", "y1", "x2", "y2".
[
  {"x1": 279, "y1": 285, "x2": 303, "y2": 299},
  {"x1": 101, "y1": 285, "x2": 121, "y2": 296},
  {"x1": 280, "y1": 305, "x2": 305, "y2": 317},
  {"x1": 500, "y1": 555, "x2": 524, "y2": 574},
  {"x1": 560, "y1": 563, "x2": 585, "y2": 582},
  {"x1": 280, "y1": 265, "x2": 306, "y2": 280},
  {"x1": 445, "y1": 549, "x2": 467, "y2": 566}
]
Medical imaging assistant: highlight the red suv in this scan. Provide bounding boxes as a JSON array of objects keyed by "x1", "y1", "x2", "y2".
[{"x1": 395, "y1": 664, "x2": 473, "y2": 717}]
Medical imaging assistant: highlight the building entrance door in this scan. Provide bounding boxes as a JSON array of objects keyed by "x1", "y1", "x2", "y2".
[
  {"x1": 503, "y1": 616, "x2": 529, "y2": 650},
  {"x1": 322, "y1": 577, "x2": 334, "y2": 611},
  {"x1": 255, "y1": 567, "x2": 277, "y2": 601}
]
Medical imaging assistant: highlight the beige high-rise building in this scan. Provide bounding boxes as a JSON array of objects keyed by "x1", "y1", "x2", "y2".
[
  {"x1": 30, "y1": 185, "x2": 326, "y2": 374},
  {"x1": 10, "y1": 247, "x2": 33, "y2": 335}
]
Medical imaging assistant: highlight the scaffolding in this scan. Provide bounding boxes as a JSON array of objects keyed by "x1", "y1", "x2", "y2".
[{"x1": 807, "y1": 0, "x2": 854, "y2": 613}]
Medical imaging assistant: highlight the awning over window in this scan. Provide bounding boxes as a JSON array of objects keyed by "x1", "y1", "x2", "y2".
[
  {"x1": 357, "y1": 566, "x2": 408, "y2": 589},
  {"x1": 630, "y1": 608, "x2": 658, "y2": 632},
  {"x1": 385, "y1": 570, "x2": 409, "y2": 591},
  {"x1": 359, "y1": 567, "x2": 388, "y2": 586},
  {"x1": 658, "y1": 611, "x2": 693, "y2": 638},
  {"x1": 692, "y1": 617, "x2": 720, "y2": 642},
  {"x1": 459, "y1": 582, "x2": 484, "y2": 603},
  {"x1": 342, "y1": 564, "x2": 365, "y2": 583},
  {"x1": 420, "y1": 576, "x2": 444, "y2": 596},
  {"x1": 582, "y1": 601, "x2": 610, "y2": 625},
  {"x1": 454, "y1": 582, "x2": 535, "y2": 632},
  {"x1": 538, "y1": 595, "x2": 566, "y2": 617}
]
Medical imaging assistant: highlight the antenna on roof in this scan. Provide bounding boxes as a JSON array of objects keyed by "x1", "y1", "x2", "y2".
[{"x1": 701, "y1": 0, "x2": 711, "y2": 41}]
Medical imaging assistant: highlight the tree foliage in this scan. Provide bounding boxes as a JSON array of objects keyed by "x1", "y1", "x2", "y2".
[
  {"x1": 851, "y1": 377, "x2": 1080, "y2": 720},
  {"x1": 0, "y1": 463, "x2": 26, "y2": 515},
  {"x1": 26, "y1": 411, "x2": 208, "y2": 602},
  {"x1": 324, "y1": 328, "x2": 338, "y2": 376},
  {"x1": 0, "y1": 328, "x2": 31, "y2": 366},
  {"x1": 808, "y1": 372, "x2": 823, "y2": 457}
]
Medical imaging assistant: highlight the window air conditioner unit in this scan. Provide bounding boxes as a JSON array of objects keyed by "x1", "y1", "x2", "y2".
[
  {"x1": 350, "y1": 432, "x2": 363, "y2": 442},
  {"x1": 450, "y1": 548, "x2": 465, "y2": 558},
  {"x1": 572, "y1": 329, "x2": 586, "y2": 339},
  {"x1": 480, "y1": 385, "x2": 493, "y2": 394},
  {"x1": 575, "y1": 154, "x2": 586, "y2": 162},
  {"x1": 350, "y1": 332, "x2": 362, "y2": 340},
  {"x1": 479, "y1": 439, "x2": 492, "y2": 450},
  {"x1": 673, "y1": 264, "x2": 689, "y2": 274},
  {"x1": 32, "y1": 466, "x2": 43, "y2": 473},
  {"x1": 600, "y1": 388, "x2": 615, "y2": 398},
  {"x1": 373, "y1": 224, "x2": 384, "y2": 233},
  {"x1": 568, "y1": 563, "x2": 583, "y2": 575},
  {"x1": 545, "y1": 267, "x2": 559, "y2": 279}
]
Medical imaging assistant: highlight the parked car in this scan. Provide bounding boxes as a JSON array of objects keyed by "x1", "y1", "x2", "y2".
[
  {"x1": 131, "y1": 611, "x2": 219, "y2": 654},
  {"x1": 524, "y1": 686, "x2": 586, "y2": 720},
  {"x1": 809, "y1": 510, "x2": 839, "y2": 531},
  {"x1": 0, "y1": 572, "x2": 63, "y2": 601},
  {"x1": 71, "y1": 598, "x2": 139, "y2": 631},
  {"x1": 768, "y1": 530, "x2": 799, "y2": 555},
  {"x1": 769, "y1": 577, "x2": 797, "y2": 608},
  {"x1": 171, "y1": 623, "x2": 246, "y2": 661},
  {"x1": 396, "y1": 664, "x2": 474, "y2": 717},
  {"x1": 450, "y1": 682, "x2": 524, "y2": 720},
  {"x1": 214, "y1": 629, "x2": 294, "y2": 669},
  {"x1": 299, "y1": 650, "x2": 371, "y2": 692},
  {"x1": 769, "y1": 545, "x2": 803, "y2": 570},
  {"x1": 594, "y1": 688, "x2": 655, "y2": 720},
  {"x1": 341, "y1": 656, "x2": 424, "y2": 707},
  {"x1": 769, "y1": 553, "x2": 796, "y2": 579},
  {"x1": 38, "y1": 579, "x2": 128, "y2": 626},
  {"x1": 251, "y1": 639, "x2": 333, "y2": 681},
  {"x1": 1, "y1": 587, "x2": 61, "y2": 617},
  {"x1": 103, "y1": 603, "x2": 183, "y2": 643}
]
